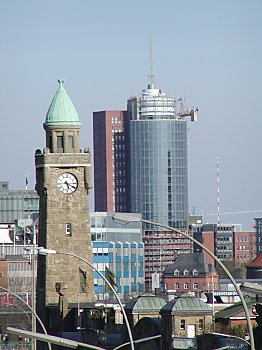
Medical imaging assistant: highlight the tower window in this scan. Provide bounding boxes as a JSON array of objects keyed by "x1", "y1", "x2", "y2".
[
  {"x1": 57, "y1": 136, "x2": 64, "y2": 148},
  {"x1": 180, "y1": 319, "x2": 185, "y2": 330},
  {"x1": 68, "y1": 135, "x2": 74, "y2": 148},
  {"x1": 49, "y1": 136, "x2": 53, "y2": 150},
  {"x1": 66, "y1": 223, "x2": 72, "y2": 236}
]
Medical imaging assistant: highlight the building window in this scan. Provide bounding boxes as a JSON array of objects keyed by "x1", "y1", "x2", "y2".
[
  {"x1": 198, "y1": 319, "x2": 204, "y2": 330},
  {"x1": 193, "y1": 282, "x2": 198, "y2": 289},
  {"x1": 183, "y1": 269, "x2": 189, "y2": 276},
  {"x1": 174, "y1": 283, "x2": 179, "y2": 290},
  {"x1": 66, "y1": 223, "x2": 72, "y2": 236},
  {"x1": 57, "y1": 136, "x2": 64, "y2": 148},
  {"x1": 174, "y1": 269, "x2": 179, "y2": 276},
  {"x1": 184, "y1": 283, "x2": 189, "y2": 290},
  {"x1": 180, "y1": 319, "x2": 185, "y2": 330},
  {"x1": 192, "y1": 269, "x2": 198, "y2": 276},
  {"x1": 68, "y1": 135, "x2": 74, "y2": 148},
  {"x1": 0, "y1": 272, "x2": 3, "y2": 277}
]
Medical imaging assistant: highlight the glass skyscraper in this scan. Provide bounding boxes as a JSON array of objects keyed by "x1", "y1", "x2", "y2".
[{"x1": 128, "y1": 83, "x2": 192, "y2": 231}]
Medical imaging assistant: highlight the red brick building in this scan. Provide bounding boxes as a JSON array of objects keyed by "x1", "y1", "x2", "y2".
[
  {"x1": 234, "y1": 231, "x2": 256, "y2": 266},
  {"x1": 93, "y1": 110, "x2": 129, "y2": 212},
  {"x1": 162, "y1": 253, "x2": 219, "y2": 293}
]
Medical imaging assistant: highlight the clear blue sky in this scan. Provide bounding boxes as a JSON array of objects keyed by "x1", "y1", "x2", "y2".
[{"x1": 1, "y1": 0, "x2": 261, "y2": 229}]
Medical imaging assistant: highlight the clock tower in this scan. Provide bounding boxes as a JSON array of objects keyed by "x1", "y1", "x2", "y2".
[{"x1": 35, "y1": 79, "x2": 94, "y2": 331}]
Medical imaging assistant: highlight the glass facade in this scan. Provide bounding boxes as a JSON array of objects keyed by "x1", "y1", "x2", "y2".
[
  {"x1": 129, "y1": 119, "x2": 188, "y2": 230},
  {"x1": 90, "y1": 212, "x2": 142, "y2": 242},
  {"x1": 0, "y1": 190, "x2": 39, "y2": 223}
]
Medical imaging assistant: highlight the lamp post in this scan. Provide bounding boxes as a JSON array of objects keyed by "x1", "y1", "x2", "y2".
[
  {"x1": 37, "y1": 248, "x2": 135, "y2": 350},
  {"x1": 112, "y1": 214, "x2": 255, "y2": 350},
  {"x1": 0, "y1": 286, "x2": 52, "y2": 350}
]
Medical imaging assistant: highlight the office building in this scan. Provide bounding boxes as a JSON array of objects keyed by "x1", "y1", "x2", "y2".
[
  {"x1": 90, "y1": 212, "x2": 144, "y2": 299},
  {"x1": 93, "y1": 82, "x2": 197, "y2": 289},
  {"x1": 0, "y1": 181, "x2": 39, "y2": 223},
  {"x1": 128, "y1": 82, "x2": 197, "y2": 288},
  {"x1": 128, "y1": 83, "x2": 193, "y2": 230},
  {"x1": 90, "y1": 211, "x2": 142, "y2": 242},
  {"x1": 92, "y1": 241, "x2": 144, "y2": 300},
  {"x1": 254, "y1": 218, "x2": 262, "y2": 254},
  {"x1": 93, "y1": 111, "x2": 129, "y2": 212},
  {"x1": 191, "y1": 219, "x2": 256, "y2": 267}
]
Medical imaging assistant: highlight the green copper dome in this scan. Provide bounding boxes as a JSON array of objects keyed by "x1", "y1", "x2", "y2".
[{"x1": 45, "y1": 79, "x2": 81, "y2": 125}]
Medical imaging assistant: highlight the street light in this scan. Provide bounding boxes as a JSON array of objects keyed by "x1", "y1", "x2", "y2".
[
  {"x1": 113, "y1": 214, "x2": 255, "y2": 350},
  {"x1": 0, "y1": 286, "x2": 52, "y2": 350},
  {"x1": 37, "y1": 248, "x2": 135, "y2": 350}
]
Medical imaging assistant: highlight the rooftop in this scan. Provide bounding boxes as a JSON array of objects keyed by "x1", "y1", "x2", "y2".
[{"x1": 45, "y1": 79, "x2": 81, "y2": 126}]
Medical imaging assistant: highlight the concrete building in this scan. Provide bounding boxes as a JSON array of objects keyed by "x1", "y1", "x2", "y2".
[{"x1": 93, "y1": 110, "x2": 129, "y2": 212}]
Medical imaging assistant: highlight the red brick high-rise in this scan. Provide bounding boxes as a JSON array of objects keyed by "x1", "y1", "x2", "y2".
[{"x1": 93, "y1": 110, "x2": 129, "y2": 212}]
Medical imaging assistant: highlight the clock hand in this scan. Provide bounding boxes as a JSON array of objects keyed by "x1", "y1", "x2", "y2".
[{"x1": 65, "y1": 181, "x2": 69, "y2": 188}]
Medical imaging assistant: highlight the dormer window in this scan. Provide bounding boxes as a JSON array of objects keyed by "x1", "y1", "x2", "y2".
[
  {"x1": 174, "y1": 269, "x2": 179, "y2": 276},
  {"x1": 192, "y1": 269, "x2": 198, "y2": 276},
  {"x1": 183, "y1": 269, "x2": 189, "y2": 276}
]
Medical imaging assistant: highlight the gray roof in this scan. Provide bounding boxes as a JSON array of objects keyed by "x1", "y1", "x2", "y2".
[
  {"x1": 161, "y1": 293, "x2": 212, "y2": 314},
  {"x1": 215, "y1": 296, "x2": 256, "y2": 319},
  {"x1": 162, "y1": 252, "x2": 216, "y2": 277},
  {"x1": 124, "y1": 293, "x2": 167, "y2": 312}
]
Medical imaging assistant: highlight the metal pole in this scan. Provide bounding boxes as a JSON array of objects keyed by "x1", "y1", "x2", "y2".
[
  {"x1": 32, "y1": 245, "x2": 36, "y2": 350},
  {"x1": 54, "y1": 251, "x2": 135, "y2": 350},
  {"x1": 0, "y1": 286, "x2": 52, "y2": 350},
  {"x1": 140, "y1": 218, "x2": 255, "y2": 350}
]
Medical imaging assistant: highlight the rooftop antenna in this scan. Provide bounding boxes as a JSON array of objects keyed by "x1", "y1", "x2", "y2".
[
  {"x1": 217, "y1": 155, "x2": 220, "y2": 225},
  {"x1": 148, "y1": 36, "x2": 155, "y2": 88}
]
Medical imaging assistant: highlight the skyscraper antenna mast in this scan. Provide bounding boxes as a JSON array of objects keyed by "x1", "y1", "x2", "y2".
[{"x1": 148, "y1": 36, "x2": 155, "y2": 87}]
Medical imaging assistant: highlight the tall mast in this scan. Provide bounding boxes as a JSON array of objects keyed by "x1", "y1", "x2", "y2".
[{"x1": 217, "y1": 155, "x2": 220, "y2": 225}]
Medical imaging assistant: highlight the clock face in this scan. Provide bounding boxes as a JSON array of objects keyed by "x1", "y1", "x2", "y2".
[{"x1": 57, "y1": 173, "x2": 78, "y2": 194}]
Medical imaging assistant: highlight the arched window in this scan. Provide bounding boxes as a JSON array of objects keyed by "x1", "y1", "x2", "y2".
[
  {"x1": 193, "y1": 282, "x2": 198, "y2": 289},
  {"x1": 184, "y1": 283, "x2": 189, "y2": 290},
  {"x1": 174, "y1": 283, "x2": 179, "y2": 290}
]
